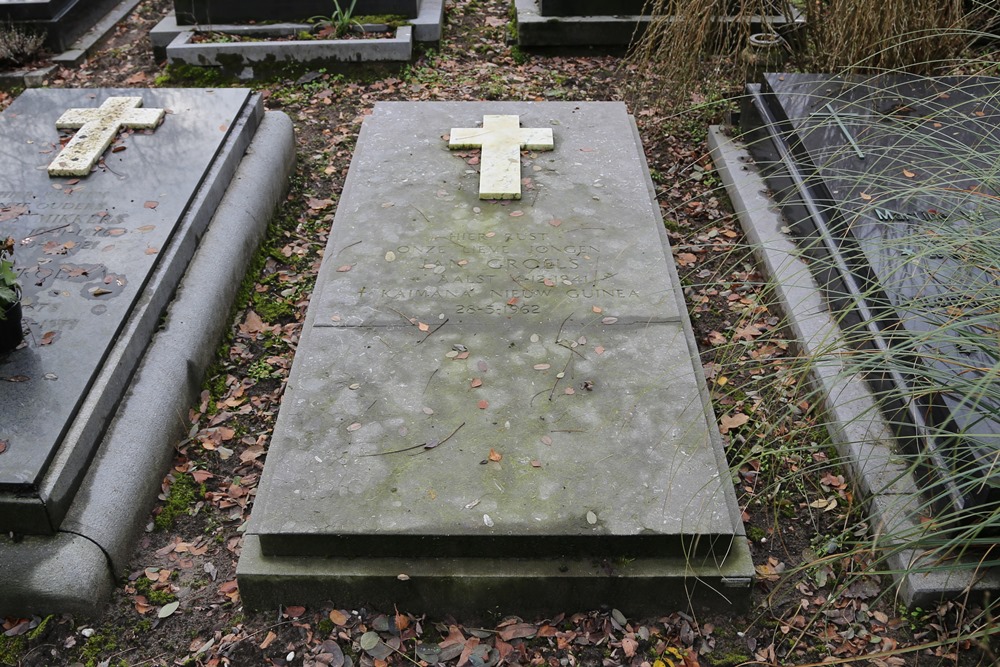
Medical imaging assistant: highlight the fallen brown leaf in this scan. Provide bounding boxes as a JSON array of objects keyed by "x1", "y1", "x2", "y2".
[{"x1": 720, "y1": 412, "x2": 749, "y2": 434}]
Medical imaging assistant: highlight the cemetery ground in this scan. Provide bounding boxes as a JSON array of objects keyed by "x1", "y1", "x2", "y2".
[{"x1": 0, "y1": 0, "x2": 998, "y2": 665}]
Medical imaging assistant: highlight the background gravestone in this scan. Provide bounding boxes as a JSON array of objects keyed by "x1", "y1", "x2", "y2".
[
  {"x1": 0, "y1": 0, "x2": 122, "y2": 51},
  {"x1": 537, "y1": 0, "x2": 649, "y2": 15},
  {"x1": 741, "y1": 73, "x2": 1000, "y2": 513},
  {"x1": 514, "y1": 0, "x2": 802, "y2": 48},
  {"x1": 238, "y1": 101, "x2": 752, "y2": 615},
  {"x1": 153, "y1": 0, "x2": 443, "y2": 72},
  {"x1": 173, "y1": 0, "x2": 420, "y2": 25},
  {"x1": 537, "y1": 0, "x2": 789, "y2": 14}
]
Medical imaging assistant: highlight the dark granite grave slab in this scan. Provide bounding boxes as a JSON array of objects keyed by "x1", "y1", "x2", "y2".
[
  {"x1": 0, "y1": 88, "x2": 259, "y2": 534},
  {"x1": 516, "y1": 0, "x2": 803, "y2": 48},
  {"x1": 0, "y1": 0, "x2": 122, "y2": 51},
  {"x1": 0, "y1": 0, "x2": 77, "y2": 21},
  {"x1": 239, "y1": 102, "x2": 752, "y2": 614},
  {"x1": 741, "y1": 73, "x2": 1000, "y2": 511},
  {"x1": 537, "y1": 0, "x2": 787, "y2": 15},
  {"x1": 538, "y1": 0, "x2": 648, "y2": 15},
  {"x1": 173, "y1": 0, "x2": 419, "y2": 26}
]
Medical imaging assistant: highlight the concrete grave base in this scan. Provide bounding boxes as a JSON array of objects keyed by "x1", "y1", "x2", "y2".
[
  {"x1": 49, "y1": 0, "x2": 144, "y2": 65},
  {"x1": 238, "y1": 101, "x2": 753, "y2": 615},
  {"x1": 238, "y1": 535, "x2": 755, "y2": 617},
  {"x1": 709, "y1": 126, "x2": 1000, "y2": 606},
  {"x1": 0, "y1": 107, "x2": 295, "y2": 616},
  {"x1": 2, "y1": 89, "x2": 267, "y2": 535}
]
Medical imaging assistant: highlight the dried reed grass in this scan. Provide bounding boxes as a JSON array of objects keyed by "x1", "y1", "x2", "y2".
[
  {"x1": 807, "y1": 0, "x2": 973, "y2": 72},
  {"x1": 0, "y1": 22, "x2": 44, "y2": 66},
  {"x1": 628, "y1": 0, "x2": 795, "y2": 87}
]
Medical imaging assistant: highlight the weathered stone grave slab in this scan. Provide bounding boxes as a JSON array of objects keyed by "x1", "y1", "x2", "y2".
[
  {"x1": 239, "y1": 101, "x2": 752, "y2": 615},
  {"x1": 0, "y1": 89, "x2": 255, "y2": 534},
  {"x1": 0, "y1": 88, "x2": 295, "y2": 615},
  {"x1": 741, "y1": 73, "x2": 1000, "y2": 514}
]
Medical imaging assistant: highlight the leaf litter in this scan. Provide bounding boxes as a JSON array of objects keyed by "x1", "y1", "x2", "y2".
[{"x1": 4, "y1": 0, "x2": 996, "y2": 665}]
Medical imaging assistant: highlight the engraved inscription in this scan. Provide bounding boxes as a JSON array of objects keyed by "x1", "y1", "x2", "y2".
[
  {"x1": 874, "y1": 207, "x2": 972, "y2": 222},
  {"x1": 375, "y1": 225, "x2": 642, "y2": 315}
]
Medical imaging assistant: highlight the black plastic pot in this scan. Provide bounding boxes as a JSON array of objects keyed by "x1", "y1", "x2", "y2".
[{"x1": 0, "y1": 296, "x2": 23, "y2": 354}]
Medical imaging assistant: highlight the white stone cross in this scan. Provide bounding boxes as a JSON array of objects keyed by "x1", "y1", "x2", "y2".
[
  {"x1": 48, "y1": 97, "x2": 165, "y2": 177},
  {"x1": 449, "y1": 115, "x2": 554, "y2": 200}
]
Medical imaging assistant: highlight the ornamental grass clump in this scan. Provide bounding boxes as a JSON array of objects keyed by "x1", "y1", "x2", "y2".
[
  {"x1": 308, "y1": 0, "x2": 363, "y2": 38},
  {"x1": 633, "y1": 23, "x2": 1000, "y2": 645},
  {"x1": 0, "y1": 236, "x2": 18, "y2": 321},
  {"x1": 628, "y1": 0, "x2": 994, "y2": 89},
  {"x1": 806, "y1": 0, "x2": 988, "y2": 73},
  {"x1": 683, "y1": 67, "x2": 1000, "y2": 658}
]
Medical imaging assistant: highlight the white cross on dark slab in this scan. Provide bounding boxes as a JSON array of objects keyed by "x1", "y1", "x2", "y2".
[
  {"x1": 48, "y1": 97, "x2": 165, "y2": 177},
  {"x1": 449, "y1": 115, "x2": 554, "y2": 200}
]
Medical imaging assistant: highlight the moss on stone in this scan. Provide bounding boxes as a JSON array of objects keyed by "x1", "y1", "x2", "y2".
[
  {"x1": 134, "y1": 577, "x2": 178, "y2": 605},
  {"x1": 158, "y1": 63, "x2": 231, "y2": 86},
  {"x1": 155, "y1": 472, "x2": 204, "y2": 531},
  {"x1": 78, "y1": 630, "x2": 118, "y2": 667},
  {"x1": 316, "y1": 618, "x2": 335, "y2": 636},
  {"x1": 354, "y1": 14, "x2": 409, "y2": 27},
  {"x1": 251, "y1": 291, "x2": 295, "y2": 321},
  {"x1": 0, "y1": 633, "x2": 27, "y2": 665}
]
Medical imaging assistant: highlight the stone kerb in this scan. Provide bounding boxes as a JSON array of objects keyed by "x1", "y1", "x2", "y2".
[
  {"x1": 166, "y1": 26, "x2": 413, "y2": 79},
  {"x1": 152, "y1": 0, "x2": 444, "y2": 66},
  {"x1": 538, "y1": 0, "x2": 650, "y2": 16},
  {"x1": 173, "y1": 0, "x2": 421, "y2": 26}
]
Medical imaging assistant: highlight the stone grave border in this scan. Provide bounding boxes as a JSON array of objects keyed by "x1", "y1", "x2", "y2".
[
  {"x1": 709, "y1": 126, "x2": 1000, "y2": 606},
  {"x1": 150, "y1": 0, "x2": 443, "y2": 76},
  {"x1": 0, "y1": 106, "x2": 295, "y2": 617},
  {"x1": 165, "y1": 25, "x2": 413, "y2": 77},
  {"x1": 0, "y1": 0, "x2": 143, "y2": 89},
  {"x1": 513, "y1": 0, "x2": 804, "y2": 48}
]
